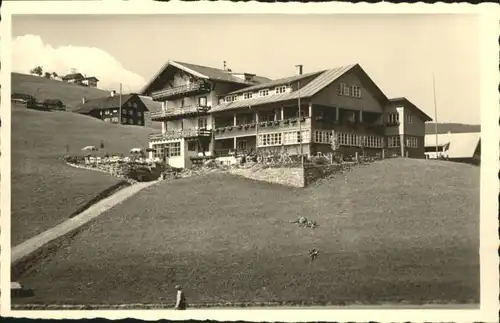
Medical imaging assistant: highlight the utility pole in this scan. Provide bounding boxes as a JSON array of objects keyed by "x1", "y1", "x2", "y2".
[
  {"x1": 298, "y1": 80, "x2": 303, "y2": 166},
  {"x1": 119, "y1": 83, "x2": 123, "y2": 125}
]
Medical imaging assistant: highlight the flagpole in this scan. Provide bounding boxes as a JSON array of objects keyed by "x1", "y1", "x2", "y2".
[{"x1": 433, "y1": 74, "x2": 439, "y2": 158}]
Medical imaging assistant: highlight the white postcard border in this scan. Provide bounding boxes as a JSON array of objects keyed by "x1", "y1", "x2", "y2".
[{"x1": 1, "y1": 2, "x2": 499, "y2": 322}]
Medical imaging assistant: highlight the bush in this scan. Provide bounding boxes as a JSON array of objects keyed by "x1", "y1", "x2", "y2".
[
  {"x1": 311, "y1": 156, "x2": 330, "y2": 165},
  {"x1": 63, "y1": 155, "x2": 79, "y2": 164}
]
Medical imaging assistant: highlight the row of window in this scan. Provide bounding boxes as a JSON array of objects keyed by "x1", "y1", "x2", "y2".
[
  {"x1": 223, "y1": 85, "x2": 290, "y2": 103},
  {"x1": 338, "y1": 83, "x2": 362, "y2": 98},
  {"x1": 103, "y1": 117, "x2": 143, "y2": 125},
  {"x1": 314, "y1": 130, "x2": 333, "y2": 144},
  {"x1": 336, "y1": 133, "x2": 384, "y2": 148},
  {"x1": 334, "y1": 135, "x2": 417, "y2": 148},
  {"x1": 163, "y1": 117, "x2": 208, "y2": 131},
  {"x1": 313, "y1": 131, "x2": 406, "y2": 149},
  {"x1": 122, "y1": 118, "x2": 143, "y2": 125},
  {"x1": 387, "y1": 112, "x2": 413, "y2": 124},
  {"x1": 257, "y1": 130, "x2": 311, "y2": 147},
  {"x1": 103, "y1": 109, "x2": 143, "y2": 117},
  {"x1": 177, "y1": 96, "x2": 209, "y2": 107},
  {"x1": 152, "y1": 142, "x2": 182, "y2": 159},
  {"x1": 126, "y1": 101, "x2": 139, "y2": 109}
]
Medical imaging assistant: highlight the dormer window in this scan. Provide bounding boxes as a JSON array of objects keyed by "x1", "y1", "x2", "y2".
[
  {"x1": 275, "y1": 86, "x2": 287, "y2": 94},
  {"x1": 243, "y1": 92, "x2": 253, "y2": 99},
  {"x1": 244, "y1": 73, "x2": 255, "y2": 82},
  {"x1": 259, "y1": 89, "x2": 269, "y2": 97}
]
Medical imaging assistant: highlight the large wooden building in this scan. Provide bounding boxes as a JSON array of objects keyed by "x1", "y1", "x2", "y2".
[
  {"x1": 141, "y1": 60, "x2": 432, "y2": 168},
  {"x1": 74, "y1": 91, "x2": 150, "y2": 126}
]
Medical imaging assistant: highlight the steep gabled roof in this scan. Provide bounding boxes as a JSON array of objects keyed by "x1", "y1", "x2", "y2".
[
  {"x1": 212, "y1": 64, "x2": 367, "y2": 112},
  {"x1": 389, "y1": 97, "x2": 433, "y2": 122},
  {"x1": 74, "y1": 94, "x2": 135, "y2": 114},
  {"x1": 174, "y1": 61, "x2": 271, "y2": 84},
  {"x1": 138, "y1": 95, "x2": 162, "y2": 113},
  {"x1": 229, "y1": 70, "x2": 325, "y2": 95},
  {"x1": 140, "y1": 60, "x2": 271, "y2": 95}
]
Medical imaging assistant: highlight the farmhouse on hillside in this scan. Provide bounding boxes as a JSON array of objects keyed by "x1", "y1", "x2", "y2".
[
  {"x1": 61, "y1": 73, "x2": 99, "y2": 87},
  {"x1": 80, "y1": 76, "x2": 100, "y2": 88},
  {"x1": 424, "y1": 132, "x2": 481, "y2": 165},
  {"x1": 61, "y1": 73, "x2": 84, "y2": 84},
  {"x1": 74, "y1": 91, "x2": 149, "y2": 126},
  {"x1": 11, "y1": 92, "x2": 35, "y2": 105},
  {"x1": 140, "y1": 60, "x2": 432, "y2": 169}
]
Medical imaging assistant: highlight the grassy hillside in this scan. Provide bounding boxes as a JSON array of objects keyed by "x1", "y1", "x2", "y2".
[
  {"x1": 12, "y1": 73, "x2": 111, "y2": 111},
  {"x1": 15, "y1": 159, "x2": 479, "y2": 305},
  {"x1": 425, "y1": 123, "x2": 480, "y2": 134},
  {"x1": 11, "y1": 107, "x2": 156, "y2": 245}
]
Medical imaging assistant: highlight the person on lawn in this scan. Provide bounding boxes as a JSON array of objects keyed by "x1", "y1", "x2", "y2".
[
  {"x1": 175, "y1": 285, "x2": 187, "y2": 310},
  {"x1": 309, "y1": 248, "x2": 319, "y2": 262}
]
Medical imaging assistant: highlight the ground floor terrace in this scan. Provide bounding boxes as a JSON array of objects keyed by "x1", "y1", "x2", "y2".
[{"x1": 148, "y1": 102, "x2": 424, "y2": 167}]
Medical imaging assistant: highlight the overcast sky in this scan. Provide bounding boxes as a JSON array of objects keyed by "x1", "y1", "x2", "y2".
[{"x1": 12, "y1": 14, "x2": 480, "y2": 124}]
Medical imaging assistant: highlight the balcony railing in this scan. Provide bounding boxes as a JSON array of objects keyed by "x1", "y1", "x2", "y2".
[
  {"x1": 151, "y1": 82, "x2": 210, "y2": 101},
  {"x1": 149, "y1": 128, "x2": 212, "y2": 142},
  {"x1": 213, "y1": 117, "x2": 311, "y2": 138},
  {"x1": 150, "y1": 105, "x2": 211, "y2": 121},
  {"x1": 384, "y1": 121, "x2": 400, "y2": 127}
]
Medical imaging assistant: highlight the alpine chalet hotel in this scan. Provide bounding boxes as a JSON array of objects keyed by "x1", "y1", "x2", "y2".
[{"x1": 141, "y1": 60, "x2": 432, "y2": 168}]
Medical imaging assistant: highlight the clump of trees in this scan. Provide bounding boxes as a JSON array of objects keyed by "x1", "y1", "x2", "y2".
[
  {"x1": 30, "y1": 66, "x2": 43, "y2": 76},
  {"x1": 30, "y1": 66, "x2": 59, "y2": 80}
]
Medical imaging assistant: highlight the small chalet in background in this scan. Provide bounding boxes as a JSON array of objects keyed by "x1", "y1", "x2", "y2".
[
  {"x1": 81, "y1": 76, "x2": 99, "y2": 88},
  {"x1": 43, "y1": 99, "x2": 66, "y2": 111},
  {"x1": 62, "y1": 73, "x2": 84, "y2": 84},
  {"x1": 74, "y1": 90, "x2": 149, "y2": 126}
]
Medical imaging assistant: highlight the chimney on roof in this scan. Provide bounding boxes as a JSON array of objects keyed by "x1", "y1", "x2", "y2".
[
  {"x1": 110, "y1": 90, "x2": 116, "y2": 97},
  {"x1": 82, "y1": 97, "x2": 87, "y2": 104},
  {"x1": 295, "y1": 64, "x2": 303, "y2": 75},
  {"x1": 223, "y1": 61, "x2": 227, "y2": 70}
]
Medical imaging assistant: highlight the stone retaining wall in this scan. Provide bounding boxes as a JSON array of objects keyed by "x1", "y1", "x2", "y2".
[
  {"x1": 228, "y1": 162, "x2": 356, "y2": 188},
  {"x1": 67, "y1": 161, "x2": 130, "y2": 178},
  {"x1": 228, "y1": 166, "x2": 305, "y2": 187}
]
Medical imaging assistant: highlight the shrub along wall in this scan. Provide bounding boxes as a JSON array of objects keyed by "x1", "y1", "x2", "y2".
[{"x1": 304, "y1": 164, "x2": 342, "y2": 186}]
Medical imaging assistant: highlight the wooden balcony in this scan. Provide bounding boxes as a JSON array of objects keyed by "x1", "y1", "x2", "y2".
[
  {"x1": 214, "y1": 117, "x2": 311, "y2": 139},
  {"x1": 151, "y1": 82, "x2": 211, "y2": 101},
  {"x1": 150, "y1": 105, "x2": 211, "y2": 121},
  {"x1": 149, "y1": 129, "x2": 212, "y2": 142}
]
